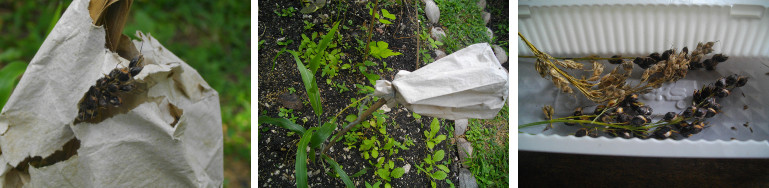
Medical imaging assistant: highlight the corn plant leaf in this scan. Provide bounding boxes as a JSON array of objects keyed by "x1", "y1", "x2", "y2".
[
  {"x1": 296, "y1": 128, "x2": 317, "y2": 188},
  {"x1": 391, "y1": 167, "x2": 405, "y2": 178},
  {"x1": 322, "y1": 154, "x2": 355, "y2": 188},
  {"x1": 290, "y1": 51, "x2": 322, "y2": 118},
  {"x1": 0, "y1": 61, "x2": 26, "y2": 108},
  {"x1": 308, "y1": 21, "x2": 340, "y2": 74},
  {"x1": 310, "y1": 122, "x2": 336, "y2": 149},
  {"x1": 258, "y1": 116, "x2": 306, "y2": 134}
]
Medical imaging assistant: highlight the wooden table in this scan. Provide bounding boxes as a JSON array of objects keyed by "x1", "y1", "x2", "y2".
[{"x1": 518, "y1": 151, "x2": 769, "y2": 187}]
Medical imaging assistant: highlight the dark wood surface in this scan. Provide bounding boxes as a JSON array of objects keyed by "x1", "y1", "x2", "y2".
[{"x1": 519, "y1": 151, "x2": 769, "y2": 187}]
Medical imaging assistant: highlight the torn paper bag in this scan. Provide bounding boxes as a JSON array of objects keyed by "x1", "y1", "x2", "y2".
[
  {"x1": 375, "y1": 43, "x2": 508, "y2": 120},
  {"x1": 0, "y1": 0, "x2": 222, "y2": 187}
]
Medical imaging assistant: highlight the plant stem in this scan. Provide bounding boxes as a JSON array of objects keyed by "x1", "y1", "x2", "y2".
[
  {"x1": 519, "y1": 55, "x2": 635, "y2": 61},
  {"x1": 322, "y1": 98, "x2": 386, "y2": 156},
  {"x1": 363, "y1": 0, "x2": 379, "y2": 61}
]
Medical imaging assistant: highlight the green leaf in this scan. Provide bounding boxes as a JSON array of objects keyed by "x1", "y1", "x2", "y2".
[
  {"x1": 434, "y1": 135, "x2": 446, "y2": 145},
  {"x1": 437, "y1": 165, "x2": 450, "y2": 173},
  {"x1": 363, "y1": 151, "x2": 370, "y2": 159},
  {"x1": 308, "y1": 21, "x2": 340, "y2": 73},
  {"x1": 429, "y1": 118, "x2": 440, "y2": 139},
  {"x1": 427, "y1": 142, "x2": 434, "y2": 150},
  {"x1": 0, "y1": 61, "x2": 27, "y2": 108},
  {"x1": 289, "y1": 51, "x2": 322, "y2": 118},
  {"x1": 295, "y1": 128, "x2": 317, "y2": 188},
  {"x1": 322, "y1": 154, "x2": 355, "y2": 188},
  {"x1": 413, "y1": 112, "x2": 422, "y2": 119},
  {"x1": 351, "y1": 168, "x2": 369, "y2": 178},
  {"x1": 379, "y1": 19, "x2": 392, "y2": 24},
  {"x1": 431, "y1": 181, "x2": 437, "y2": 188},
  {"x1": 257, "y1": 116, "x2": 306, "y2": 134},
  {"x1": 345, "y1": 114, "x2": 357, "y2": 123},
  {"x1": 388, "y1": 160, "x2": 394, "y2": 169},
  {"x1": 382, "y1": 9, "x2": 396, "y2": 20},
  {"x1": 372, "y1": 148, "x2": 379, "y2": 158},
  {"x1": 310, "y1": 122, "x2": 336, "y2": 149},
  {"x1": 432, "y1": 171, "x2": 448, "y2": 180},
  {"x1": 385, "y1": 183, "x2": 392, "y2": 188},
  {"x1": 377, "y1": 168, "x2": 391, "y2": 181},
  {"x1": 433, "y1": 150, "x2": 445, "y2": 162},
  {"x1": 391, "y1": 167, "x2": 405, "y2": 178}
]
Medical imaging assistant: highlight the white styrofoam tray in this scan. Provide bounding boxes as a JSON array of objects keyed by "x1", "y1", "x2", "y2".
[{"x1": 517, "y1": 2, "x2": 769, "y2": 158}]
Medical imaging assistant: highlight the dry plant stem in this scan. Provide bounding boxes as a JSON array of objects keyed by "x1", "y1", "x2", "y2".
[
  {"x1": 415, "y1": 0, "x2": 420, "y2": 69},
  {"x1": 321, "y1": 98, "x2": 386, "y2": 156},
  {"x1": 519, "y1": 55, "x2": 633, "y2": 61},
  {"x1": 363, "y1": 0, "x2": 379, "y2": 61}
]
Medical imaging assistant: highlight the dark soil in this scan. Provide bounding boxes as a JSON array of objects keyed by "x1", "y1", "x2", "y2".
[{"x1": 258, "y1": 1, "x2": 461, "y2": 187}]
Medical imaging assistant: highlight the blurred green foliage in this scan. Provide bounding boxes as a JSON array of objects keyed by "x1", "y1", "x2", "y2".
[{"x1": 0, "y1": 0, "x2": 250, "y2": 170}]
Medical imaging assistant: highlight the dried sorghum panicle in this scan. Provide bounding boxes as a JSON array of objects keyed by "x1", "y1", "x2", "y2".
[{"x1": 609, "y1": 55, "x2": 623, "y2": 64}]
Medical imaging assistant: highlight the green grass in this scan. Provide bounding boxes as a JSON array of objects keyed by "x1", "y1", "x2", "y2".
[
  {"x1": 433, "y1": 0, "x2": 491, "y2": 54},
  {"x1": 464, "y1": 104, "x2": 509, "y2": 188},
  {"x1": 1, "y1": 0, "x2": 250, "y2": 185}
]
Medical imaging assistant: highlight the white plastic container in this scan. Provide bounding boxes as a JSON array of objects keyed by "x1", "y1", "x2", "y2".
[{"x1": 517, "y1": 1, "x2": 769, "y2": 158}]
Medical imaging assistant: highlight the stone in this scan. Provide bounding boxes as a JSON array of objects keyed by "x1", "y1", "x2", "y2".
[
  {"x1": 486, "y1": 27, "x2": 494, "y2": 40},
  {"x1": 431, "y1": 27, "x2": 446, "y2": 42},
  {"x1": 476, "y1": 0, "x2": 486, "y2": 10},
  {"x1": 424, "y1": 0, "x2": 440, "y2": 24},
  {"x1": 457, "y1": 138, "x2": 473, "y2": 168},
  {"x1": 403, "y1": 163, "x2": 411, "y2": 174},
  {"x1": 454, "y1": 119, "x2": 468, "y2": 137},
  {"x1": 379, "y1": 104, "x2": 391, "y2": 112},
  {"x1": 278, "y1": 93, "x2": 303, "y2": 110},
  {"x1": 459, "y1": 168, "x2": 479, "y2": 188},
  {"x1": 492, "y1": 45, "x2": 508, "y2": 64},
  {"x1": 435, "y1": 50, "x2": 447, "y2": 60},
  {"x1": 482, "y1": 11, "x2": 490, "y2": 25}
]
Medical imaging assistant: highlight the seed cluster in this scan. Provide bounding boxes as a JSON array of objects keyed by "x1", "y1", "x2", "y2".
[
  {"x1": 658, "y1": 74, "x2": 748, "y2": 139},
  {"x1": 76, "y1": 55, "x2": 144, "y2": 122},
  {"x1": 569, "y1": 74, "x2": 748, "y2": 139}
]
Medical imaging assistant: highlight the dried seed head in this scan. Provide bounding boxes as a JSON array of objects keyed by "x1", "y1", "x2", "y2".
[{"x1": 663, "y1": 112, "x2": 678, "y2": 121}]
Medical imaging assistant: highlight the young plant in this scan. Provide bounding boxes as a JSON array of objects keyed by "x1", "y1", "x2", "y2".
[
  {"x1": 367, "y1": 5, "x2": 396, "y2": 25},
  {"x1": 368, "y1": 41, "x2": 402, "y2": 60},
  {"x1": 274, "y1": 7, "x2": 297, "y2": 17},
  {"x1": 415, "y1": 149, "x2": 449, "y2": 188},
  {"x1": 424, "y1": 118, "x2": 446, "y2": 150}
]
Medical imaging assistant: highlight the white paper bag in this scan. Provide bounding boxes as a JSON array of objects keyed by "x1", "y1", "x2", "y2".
[
  {"x1": 0, "y1": 0, "x2": 223, "y2": 187},
  {"x1": 375, "y1": 43, "x2": 508, "y2": 120}
]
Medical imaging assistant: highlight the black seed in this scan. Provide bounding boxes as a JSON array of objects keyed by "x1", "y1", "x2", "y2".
[
  {"x1": 716, "y1": 88, "x2": 730, "y2": 98},
  {"x1": 705, "y1": 108, "x2": 718, "y2": 118},
  {"x1": 712, "y1": 54, "x2": 728, "y2": 62},
  {"x1": 109, "y1": 96, "x2": 122, "y2": 107},
  {"x1": 703, "y1": 59, "x2": 715, "y2": 67},
  {"x1": 649, "y1": 52, "x2": 662, "y2": 61},
  {"x1": 683, "y1": 106, "x2": 696, "y2": 118},
  {"x1": 653, "y1": 126, "x2": 672, "y2": 139},
  {"x1": 118, "y1": 72, "x2": 130, "y2": 82},
  {"x1": 682, "y1": 47, "x2": 688, "y2": 55},
  {"x1": 107, "y1": 84, "x2": 119, "y2": 93},
  {"x1": 695, "y1": 108, "x2": 707, "y2": 119},
  {"x1": 120, "y1": 84, "x2": 134, "y2": 92},
  {"x1": 609, "y1": 55, "x2": 623, "y2": 64},
  {"x1": 130, "y1": 56, "x2": 141, "y2": 68},
  {"x1": 736, "y1": 76, "x2": 748, "y2": 87},
  {"x1": 663, "y1": 112, "x2": 678, "y2": 121},
  {"x1": 635, "y1": 105, "x2": 652, "y2": 116},
  {"x1": 631, "y1": 115, "x2": 648, "y2": 126},
  {"x1": 715, "y1": 78, "x2": 727, "y2": 88},
  {"x1": 109, "y1": 69, "x2": 121, "y2": 79},
  {"x1": 130, "y1": 67, "x2": 143, "y2": 77},
  {"x1": 689, "y1": 60, "x2": 702, "y2": 70},
  {"x1": 704, "y1": 98, "x2": 718, "y2": 108},
  {"x1": 616, "y1": 114, "x2": 631, "y2": 123},
  {"x1": 575, "y1": 129, "x2": 588, "y2": 137},
  {"x1": 726, "y1": 74, "x2": 738, "y2": 86},
  {"x1": 661, "y1": 49, "x2": 673, "y2": 60}
]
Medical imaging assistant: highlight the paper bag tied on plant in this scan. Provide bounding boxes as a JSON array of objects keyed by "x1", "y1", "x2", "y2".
[{"x1": 0, "y1": 0, "x2": 223, "y2": 187}]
